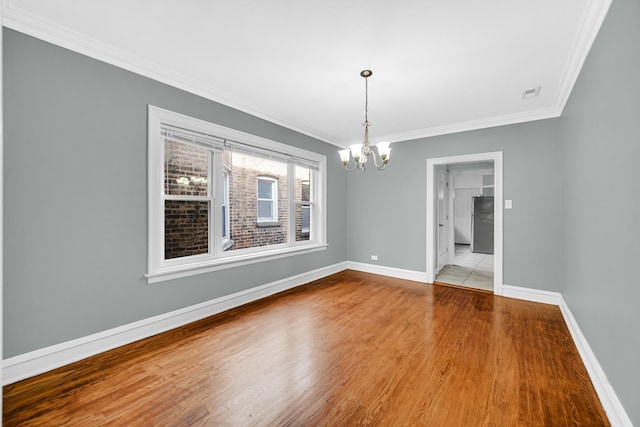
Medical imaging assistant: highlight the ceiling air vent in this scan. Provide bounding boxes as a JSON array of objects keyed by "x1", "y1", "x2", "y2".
[{"x1": 522, "y1": 86, "x2": 541, "y2": 99}]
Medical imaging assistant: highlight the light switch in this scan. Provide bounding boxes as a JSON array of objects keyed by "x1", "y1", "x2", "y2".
[{"x1": 505, "y1": 200, "x2": 513, "y2": 209}]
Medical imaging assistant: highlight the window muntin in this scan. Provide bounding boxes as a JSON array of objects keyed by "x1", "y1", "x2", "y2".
[{"x1": 148, "y1": 106, "x2": 327, "y2": 283}]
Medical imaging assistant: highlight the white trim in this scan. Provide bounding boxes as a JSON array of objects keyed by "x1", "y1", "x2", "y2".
[
  {"x1": 447, "y1": 172, "x2": 455, "y2": 265},
  {"x1": 502, "y1": 284, "x2": 563, "y2": 305},
  {"x1": 558, "y1": 298, "x2": 633, "y2": 427},
  {"x1": 346, "y1": 261, "x2": 428, "y2": 283},
  {"x1": 0, "y1": 3, "x2": 340, "y2": 147},
  {"x1": 2, "y1": 262, "x2": 347, "y2": 385},
  {"x1": 0, "y1": 2, "x2": 4, "y2": 410},
  {"x1": 426, "y1": 152, "x2": 504, "y2": 296},
  {"x1": 2, "y1": 256, "x2": 632, "y2": 425},
  {"x1": 380, "y1": 107, "x2": 561, "y2": 144},
  {"x1": 552, "y1": 0, "x2": 613, "y2": 115},
  {"x1": 1, "y1": 0, "x2": 612, "y2": 147},
  {"x1": 501, "y1": 285, "x2": 632, "y2": 427},
  {"x1": 147, "y1": 243, "x2": 328, "y2": 284}
]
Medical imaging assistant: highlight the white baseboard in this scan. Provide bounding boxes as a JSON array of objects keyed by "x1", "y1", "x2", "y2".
[
  {"x1": 3, "y1": 267, "x2": 632, "y2": 426},
  {"x1": 502, "y1": 284, "x2": 563, "y2": 305},
  {"x1": 2, "y1": 261, "x2": 347, "y2": 385},
  {"x1": 557, "y1": 297, "x2": 633, "y2": 427},
  {"x1": 345, "y1": 261, "x2": 429, "y2": 283},
  {"x1": 502, "y1": 284, "x2": 632, "y2": 427}
]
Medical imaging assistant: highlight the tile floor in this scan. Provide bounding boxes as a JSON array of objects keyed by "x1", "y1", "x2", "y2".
[{"x1": 435, "y1": 244, "x2": 494, "y2": 291}]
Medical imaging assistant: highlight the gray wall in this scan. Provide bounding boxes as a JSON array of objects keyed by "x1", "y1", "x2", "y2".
[
  {"x1": 346, "y1": 119, "x2": 564, "y2": 292},
  {"x1": 4, "y1": 2, "x2": 639, "y2": 420},
  {"x1": 3, "y1": 29, "x2": 347, "y2": 357},
  {"x1": 559, "y1": 0, "x2": 640, "y2": 422},
  {"x1": 346, "y1": 0, "x2": 640, "y2": 420}
]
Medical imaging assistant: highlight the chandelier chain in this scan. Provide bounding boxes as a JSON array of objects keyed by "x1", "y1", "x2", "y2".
[{"x1": 364, "y1": 75, "x2": 369, "y2": 126}]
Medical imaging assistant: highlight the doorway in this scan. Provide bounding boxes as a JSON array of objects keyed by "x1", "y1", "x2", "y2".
[{"x1": 426, "y1": 152, "x2": 503, "y2": 295}]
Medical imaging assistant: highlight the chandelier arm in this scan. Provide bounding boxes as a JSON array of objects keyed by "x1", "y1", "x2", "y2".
[
  {"x1": 344, "y1": 160, "x2": 358, "y2": 172},
  {"x1": 341, "y1": 154, "x2": 358, "y2": 172},
  {"x1": 370, "y1": 149, "x2": 386, "y2": 169}
]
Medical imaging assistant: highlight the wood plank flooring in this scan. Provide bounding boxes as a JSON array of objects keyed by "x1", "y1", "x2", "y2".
[{"x1": 3, "y1": 270, "x2": 609, "y2": 426}]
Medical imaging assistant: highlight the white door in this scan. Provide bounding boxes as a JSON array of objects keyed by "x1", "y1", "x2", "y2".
[
  {"x1": 437, "y1": 167, "x2": 449, "y2": 273},
  {"x1": 454, "y1": 188, "x2": 481, "y2": 244}
]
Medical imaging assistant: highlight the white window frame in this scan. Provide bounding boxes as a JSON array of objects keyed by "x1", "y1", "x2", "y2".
[
  {"x1": 146, "y1": 105, "x2": 327, "y2": 284},
  {"x1": 221, "y1": 171, "x2": 230, "y2": 246},
  {"x1": 257, "y1": 176, "x2": 278, "y2": 222},
  {"x1": 295, "y1": 171, "x2": 312, "y2": 238}
]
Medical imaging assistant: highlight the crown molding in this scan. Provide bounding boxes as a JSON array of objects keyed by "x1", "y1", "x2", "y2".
[
  {"x1": 551, "y1": 0, "x2": 613, "y2": 114},
  {"x1": 2, "y1": 0, "x2": 612, "y2": 148},
  {"x1": 377, "y1": 107, "x2": 562, "y2": 145},
  {"x1": 1, "y1": 1, "x2": 340, "y2": 147},
  {"x1": 366, "y1": 0, "x2": 613, "y2": 146}
]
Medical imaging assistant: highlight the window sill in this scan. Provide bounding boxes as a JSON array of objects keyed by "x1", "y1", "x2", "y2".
[
  {"x1": 146, "y1": 243, "x2": 328, "y2": 284},
  {"x1": 256, "y1": 221, "x2": 281, "y2": 227}
]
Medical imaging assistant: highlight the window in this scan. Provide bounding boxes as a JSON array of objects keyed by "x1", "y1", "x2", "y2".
[
  {"x1": 147, "y1": 106, "x2": 327, "y2": 283},
  {"x1": 257, "y1": 177, "x2": 278, "y2": 222}
]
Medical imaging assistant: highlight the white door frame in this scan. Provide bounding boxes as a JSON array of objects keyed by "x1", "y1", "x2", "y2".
[
  {"x1": 436, "y1": 166, "x2": 450, "y2": 273},
  {"x1": 1, "y1": 5, "x2": 5, "y2": 406},
  {"x1": 426, "y1": 152, "x2": 503, "y2": 295}
]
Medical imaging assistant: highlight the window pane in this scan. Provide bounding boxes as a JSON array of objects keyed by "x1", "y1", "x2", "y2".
[
  {"x1": 296, "y1": 204, "x2": 311, "y2": 242},
  {"x1": 227, "y1": 150, "x2": 287, "y2": 251},
  {"x1": 165, "y1": 139, "x2": 208, "y2": 196},
  {"x1": 258, "y1": 180, "x2": 273, "y2": 199},
  {"x1": 295, "y1": 166, "x2": 311, "y2": 202},
  {"x1": 258, "y1": 200, "x2": 273, "y2": 219},
  {"x1": 165, "y1": 200, "x2": 209, "y2": 259}
]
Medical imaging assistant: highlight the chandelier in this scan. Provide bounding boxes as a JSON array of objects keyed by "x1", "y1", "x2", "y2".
[{"x1": 339, "y1": 70, "x2": 391, "y2": 171}]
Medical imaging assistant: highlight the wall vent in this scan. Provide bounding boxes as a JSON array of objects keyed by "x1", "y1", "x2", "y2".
[{"x1": 522, "y1": 86, "x2": 541, "y2": 99}]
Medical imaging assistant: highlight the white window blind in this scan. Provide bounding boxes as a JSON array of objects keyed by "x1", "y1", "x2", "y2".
[
  {"x1": 161, "y1": 124, "x2": 225, "y2": 151},
  {"x1": 224, "y1": 139, "x2": 319, "y2": 171}
]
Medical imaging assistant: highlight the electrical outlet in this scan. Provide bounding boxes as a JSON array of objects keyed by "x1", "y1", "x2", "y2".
[{"x1": 371, "y1": 255, "x2": 378, "y2": 261}]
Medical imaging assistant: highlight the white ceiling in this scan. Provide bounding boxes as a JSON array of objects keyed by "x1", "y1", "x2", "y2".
[{"x1": 3, "y1": 0, "x2": 611, "y2": 147}]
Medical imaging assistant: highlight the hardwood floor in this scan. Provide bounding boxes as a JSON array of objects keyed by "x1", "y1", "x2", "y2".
[{"x1": 3, "y1": 270, "x2": 608, "y2": 426}]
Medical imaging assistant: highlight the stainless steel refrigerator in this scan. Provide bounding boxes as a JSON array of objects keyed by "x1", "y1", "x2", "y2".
[{"x1": 471, "y1": 196, "x2": 494, "y2": 254}]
